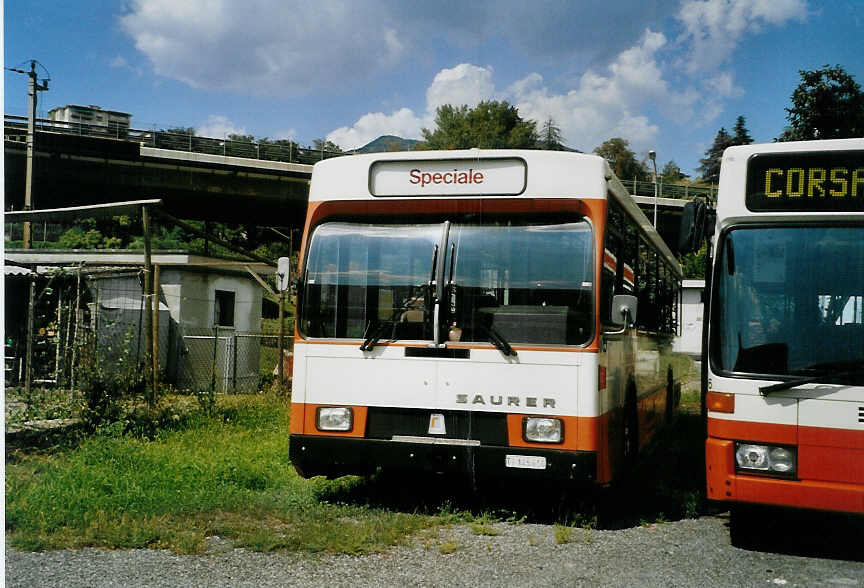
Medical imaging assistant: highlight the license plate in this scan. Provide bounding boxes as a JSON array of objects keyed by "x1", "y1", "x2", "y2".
[{"x1": 505, "y1": 455, "x2": 547, "y2": 470}]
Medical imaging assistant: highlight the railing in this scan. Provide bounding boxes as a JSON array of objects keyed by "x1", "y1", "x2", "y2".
[
  {"x1": 4, "y1": 114, "x2": 348, "y2": 165},
  {"x1": 620, "y1": 178, "x2": 716, "y2": 202}
]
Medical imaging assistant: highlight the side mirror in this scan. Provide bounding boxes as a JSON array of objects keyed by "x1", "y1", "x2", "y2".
[
  {"x1": 277, "y1": 257, "x2": 292, "y2": 292},
  {"x1": 678, "y1": 200, "x2": 707, "y2": 254},
  {"x1": 610, "y1": 294, "x2": 638, "y2": 328}
]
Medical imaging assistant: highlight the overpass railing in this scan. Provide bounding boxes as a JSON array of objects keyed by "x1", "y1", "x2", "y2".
[
  {"x1": 620, "y1": 178, "x2": 715, "y2": 202},
  {"x1": 4, "y1": 114, "x2": 347, "y2": 165}
]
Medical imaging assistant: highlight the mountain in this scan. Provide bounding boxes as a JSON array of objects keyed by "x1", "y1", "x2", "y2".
[{"x1": 355, "y1": 135, "x2": 420, "y2": 153}]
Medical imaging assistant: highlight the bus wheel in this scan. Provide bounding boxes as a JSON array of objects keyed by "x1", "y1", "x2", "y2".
[{"x1": 623, "y1": 386, "x2": 639, "y2": 469}]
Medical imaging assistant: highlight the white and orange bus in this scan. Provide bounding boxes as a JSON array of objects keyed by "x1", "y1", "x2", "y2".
[
  {"x1": 695, "y1": 139, "x2": 864, "y2": 543},
  {"x1": 288, "y1": 150, "x2": 684, "y2": 488}
]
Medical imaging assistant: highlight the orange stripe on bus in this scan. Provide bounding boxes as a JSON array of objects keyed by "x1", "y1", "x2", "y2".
[
  {"x1": 800, "y1": 425, "x2": 864, "y2": 449},
  {"x1": 293, "y1": 340, "x2": 601, "y2": 353},
  {"x1": 799, "y1": 446, "x2": 864, "y2": 485},
  {"x1": 707, "y1": 417, "x2": 797, "y2": 445}
]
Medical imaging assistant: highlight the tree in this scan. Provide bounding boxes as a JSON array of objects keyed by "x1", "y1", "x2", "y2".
[
  {"x1": 313, "y1": 139, "x2": 343, "y2": 153},
  {"x1": 418, "y1": 101, "x2": 538, "y2": 150},
  {"x1": 778, "y1": 65, "x2": 864, "y2": 141},
  {"x1": 593, "y1": 138, "x2": 648, "y2": 182},
  {"x1": 731, "y1": 115, "x2": 753, "y2": 146},
  {"x1": 161, "y1": 126, "x2": 196, "y2": 136},
  {"x1": 680, "y1": 241, "x2": 708, "y2": 279},
  {"x1": 697, "y1": 127, "x2": 733, "y2": 184},
  {"x1": 661, "y1": 160, "x2": 686, "y2": 183},
  {"x1": 537, "y1": 117, "x2": 565, "y2": 150}
]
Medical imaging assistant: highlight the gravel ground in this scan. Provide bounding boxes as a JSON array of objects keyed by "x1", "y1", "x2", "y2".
[{"x1": 7, "y1": 515, "x2": 864, "y2": 588}]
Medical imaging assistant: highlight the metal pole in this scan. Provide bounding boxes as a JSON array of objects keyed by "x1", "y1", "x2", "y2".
[
  {"x1": 142, "y1": 205, "x2": 155, "y2": 405},
  {"x1": 277, "y1": 291, "x2": 285, "y2": 389},
  {"x1": 70, "y1": 264, "x2": 82, "y2": 391},
  {"x1": 54, "y1": 288, "x2": 63, "y2": 384},
  {"x1": 152, "y1": 264, "x2": 161, "y2": 399},
  {"x1": 210, "y1": 326, "x2": 218, "y2": 399},
  {"x1": 649, "y1": 150, "x2": 658, "y2": 228},
  {"x1": 232, "y1": 333, "x2": 237, "y2": 394},
  {"x1": 24, "y1": 276, "x2": 36, "y2": 399}
]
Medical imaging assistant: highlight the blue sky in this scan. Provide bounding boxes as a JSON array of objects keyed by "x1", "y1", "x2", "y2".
[{"x1": 5, "y1": 1, "x2": 863, "y2": 176}]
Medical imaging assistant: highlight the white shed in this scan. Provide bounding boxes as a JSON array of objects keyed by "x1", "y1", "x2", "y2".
[{"x1": 674, "y1": 279, "x2": 705, "y2": 357}]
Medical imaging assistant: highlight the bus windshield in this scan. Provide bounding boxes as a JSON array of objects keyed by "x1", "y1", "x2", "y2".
[
  {"x1": 712, "y1": 226, "x2": 864, "y2": 380},
  {"x1": 299, "y1": 215, "x2": 595, "y2": 346}
]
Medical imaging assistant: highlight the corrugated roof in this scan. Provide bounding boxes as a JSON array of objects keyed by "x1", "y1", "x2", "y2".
[{"x1": 4, "y1": 264, "x2": 33, "y2": 276}]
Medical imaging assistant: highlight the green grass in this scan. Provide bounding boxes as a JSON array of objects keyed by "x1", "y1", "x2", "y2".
[{"x1": 5, "y1": 396, "x2": 437, "y2": 554}]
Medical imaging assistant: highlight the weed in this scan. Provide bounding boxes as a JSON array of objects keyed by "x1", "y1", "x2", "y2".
[
  {"x1": 439, "y1": 540, "x2": 458, "y2": 554},
  {"x1": 468, "y1": 514, "x2": 501, "y2": 536},
  {"x1": 682, "y1": 491, "x2": 701, "y2": 519},
  {"x1": 469, "y1": 522, "x2": 501, "y2": 537},
  {"x1": 553, "y1": 524, "x2": 573, "y2": 545}
]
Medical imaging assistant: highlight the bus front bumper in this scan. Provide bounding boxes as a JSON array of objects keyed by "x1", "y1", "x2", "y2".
[
  {"x1": 289, "y1": 434, "x2": 597, "y2": 483},
  {"x1": 706, "y1": 438, "x2": 864, "y2": 513}
]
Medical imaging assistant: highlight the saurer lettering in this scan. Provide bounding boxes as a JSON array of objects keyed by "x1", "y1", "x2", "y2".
[{"x1": 456, "y1": 394, "x2": 556, "y2": 409}]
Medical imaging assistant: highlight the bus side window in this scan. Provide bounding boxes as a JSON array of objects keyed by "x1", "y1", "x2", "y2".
[{"x1": 601, "y1": 232, "x2": 619, "y2": 323}]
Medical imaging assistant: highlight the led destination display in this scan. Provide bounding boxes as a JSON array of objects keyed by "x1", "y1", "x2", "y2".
[{"x1": 745, "y1": 150, "x2": 864, "y2": 212}]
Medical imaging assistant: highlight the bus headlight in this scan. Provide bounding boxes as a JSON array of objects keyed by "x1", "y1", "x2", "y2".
[
  {"x1": 523, "y1": 417, "x2": 563, "y2": 443},
  {"x1": 734, "y1": 443, "x2": 796, "y2": 476},
  {"x1": 316, "y1": 407, "x2": 353, "y2": 432}
]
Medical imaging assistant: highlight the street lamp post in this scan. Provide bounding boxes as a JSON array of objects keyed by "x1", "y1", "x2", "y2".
[{"x1": 649, "y1": 150, "x2": 658, "y2": 228}]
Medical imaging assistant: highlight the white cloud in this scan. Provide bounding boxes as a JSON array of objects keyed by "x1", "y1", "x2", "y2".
[
  {"x1": 327, "y1": 64, "x2": 497, "y2": 150},
  {"x1": 511, "y1": 30, "x2": 689, "y2": 152},
  {"x1": 197, "y1": 115, "x2": 247, "y2": 138},
  {"x1": 120, "y1": 0, "x2": 405, "y2": 95},
  {"x1": 327, "y1": 108, "x2": 428, "y2": 151},
  {"x1": 704, "y1": 72, "x2": 743, "y2": 98},
  {"x1": 426, "y1": 64, "x2": 496, "y2": 111},
  {"x1": 677, "y1": 0, "x2": 808, "y2": 71}
]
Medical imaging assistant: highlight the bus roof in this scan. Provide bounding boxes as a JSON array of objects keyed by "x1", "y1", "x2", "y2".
[
  {"x1": 309, "y1": 149, "x2": 612, "y2": 202},
  {"x1": 309, "y1": 148, "x2": 681, "y2": 276},
  {"x1": 716, "y1": 138, "x2": 864, "y2": 226}
]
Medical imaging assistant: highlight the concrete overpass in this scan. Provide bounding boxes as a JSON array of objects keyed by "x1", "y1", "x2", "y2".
[
  {"x1": 5, "y1": 116, "x2": 707, "y2": 250},
  {"x1": 4, "y1": 116, "x2": 319, "y2": 224}
]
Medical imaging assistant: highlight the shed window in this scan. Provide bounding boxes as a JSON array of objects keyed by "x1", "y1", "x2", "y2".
[{"x1": 214, "y1": 290, "x2": 235, "y2": 327}]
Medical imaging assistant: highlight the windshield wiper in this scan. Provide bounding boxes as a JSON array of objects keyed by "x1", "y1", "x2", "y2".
[
  {"x1": 479, "y1": 323, "x2": 517, "y2": 357},
  {"x1": 360, "y1": 319, "x2": 394, "y2": 351},
  {"x1": 759, "y1": 360, "x2": 864, "y2": 394}
]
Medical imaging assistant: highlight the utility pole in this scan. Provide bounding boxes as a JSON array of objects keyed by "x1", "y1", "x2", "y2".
[
  {"x1": 8, "y1": 60, "x2": 49, "y2": 399},
  {"x1": 8, "y1": 61, "x2": 50, "y2": 246},
  {"x1": 648, "y1": 150, "x2": 658, "y2": 228}
]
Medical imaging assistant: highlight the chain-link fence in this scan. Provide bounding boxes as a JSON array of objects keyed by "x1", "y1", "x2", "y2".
[
  {"x1": 5, "y1": 267, "x2": 291, "y2": 397},
  {"x1": 178, "y1": 329, "x2": 284, "y2": 395}
]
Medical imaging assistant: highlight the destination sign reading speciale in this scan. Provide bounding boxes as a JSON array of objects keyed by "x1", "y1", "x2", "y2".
[
  {"x1": 369, "y1": 157, "x2": 527, "y2": 197},
  {"x1": 745, "y1": 150, "x2": 864, "y2": 212}
]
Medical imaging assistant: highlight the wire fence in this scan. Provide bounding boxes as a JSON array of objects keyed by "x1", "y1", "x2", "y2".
[
  {"x1": 620, "y1": 178, "x2": 716, "y2": 202},
  {"x1": 5, "y1": 269, "x2": 292, "y2": 398},
  {"x1": 5, "y1": 114, "x2": 347, "y2": 164}
]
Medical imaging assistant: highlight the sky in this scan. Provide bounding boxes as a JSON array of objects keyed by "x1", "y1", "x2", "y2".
[{"x1": 4, "y1": 0, "x2": 863, "y2": 177}]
